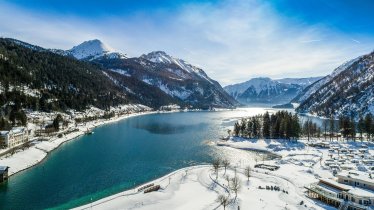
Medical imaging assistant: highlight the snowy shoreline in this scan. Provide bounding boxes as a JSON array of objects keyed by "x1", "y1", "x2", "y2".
[
  {"x1": 73, "y1": 165, "x2": 212, "y2": 210},
  {"x1": 73, "y1": 138, "x2": 334, "y2": 210},
  {"x1": 74, "y1": 135, "x2": 374, "y2": 210},
  {"x1": 0, "y1": 110, "x2": 162, "y2": 176},
  {"x1": 0, "y1": 108, "x2": 234, "y2": 177}
]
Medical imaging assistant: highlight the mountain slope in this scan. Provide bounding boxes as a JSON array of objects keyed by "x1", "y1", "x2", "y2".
[
  {"x1": 295, "y1": 51, "x2": 374, "y2": 117},
  {"x1": 93, "y1": 50, "x2": 238, "y2": 109},
  {"x1": 224, "y1": 77, "x2": 321, "y2": 105},
  {"x1": 292, "y1": 58, "x2": 360, "y2": 103}
]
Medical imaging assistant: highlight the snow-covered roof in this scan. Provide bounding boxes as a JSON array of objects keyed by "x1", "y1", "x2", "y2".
[
  {"x1": 317, "y1": 182, "x2": 341, "y2": 194},
  {"x1": 319, "y1": 178, "x2": 352, "y2": 191},
  {"x1": 318, "y1": 178, "x2": 374, "y2": 198},
  {"x1": 0, "y1": 166, "x2": 9, "y2": 172},
  {"x1": 0, "y1": 131, "x2": 9, "y2": 136},
  {"x1": 337, "y1": 170, "x2": 374, "y2": 184},
  {"x1": 348, "y1": 187, "x2": 374, "y2": 198},
  {"x1": 10, "y1": 127, "x2": 25, "y2": 134}
]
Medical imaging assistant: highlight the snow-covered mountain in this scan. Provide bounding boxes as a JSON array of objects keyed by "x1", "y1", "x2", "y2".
[
  {"x1": 224, "y1": 77, "x2": 321, "y2": 105},
  {"x1": 292, "y1": 58, "x2": 361, "y2": 103},
  {"x1": 140, "y1": 51, "x2": 214, "y2": 83},
  {"x1": 276, "y1": 77, "x2": 323, "y2": 87},
  {"x1": 54, "y1": 39, "x2": 127, "y2": 60},
  {"x1": 5, "y1": 38, "x2": 237, "y2": 109},
  {"x1": 92, "y1": 49, "x2": 238, "y2": 109},
  {"x1": 295, "y1": 51, "x2": 374, "y2": 118}
]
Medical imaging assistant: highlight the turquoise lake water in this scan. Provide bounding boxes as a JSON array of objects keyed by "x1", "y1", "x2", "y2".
[{"x1": 0, "y1": 108, "x2": 286, "y2": 209}]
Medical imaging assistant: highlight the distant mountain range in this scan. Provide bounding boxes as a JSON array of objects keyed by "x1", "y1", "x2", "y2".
[
  {"x1": 5, "y1": 37, "x2": 371, "y2": 118},
  {"x1": 294, "y1": 51, "x2": 374, "y2": 118},
  {"x1": 224, "y1": 77, "x2": 322, "y2": 105},
  {"x1": 0, "y1": 38, "x2": 238, "y2": 114}
]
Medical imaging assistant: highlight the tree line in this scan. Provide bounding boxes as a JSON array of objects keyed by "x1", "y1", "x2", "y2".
[
  {"x1": 232, "y1": 110, "x2": 374, "y2": 141},
  {"x1": 233, "y1": 111, "x2": 302, "y2": 140},
  {"x1": 322, "y1": 113, "x2": 374, "y2": 141}
]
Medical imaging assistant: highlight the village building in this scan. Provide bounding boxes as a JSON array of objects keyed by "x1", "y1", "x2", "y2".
[
  {"x1": 306, "y1": 177, "x2": 374, "y2": 209},
  {"x1": 0, "y1": 127, "x2": 29, "y2": 149},
  {"x1": 337, "y1": 171, "x2": 374, "y2": 191}
]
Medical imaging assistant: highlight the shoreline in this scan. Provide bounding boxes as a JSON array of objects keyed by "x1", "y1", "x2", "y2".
[
  {"x1": 0, "y1": 108, "x2": 233, "y2": 177},
  {"x1": 0, "y1": 110, "x2": 161, "y2": 176},
  {"x1": 73, "y1": 137, "x2": 329, "y2": 210},
  {"x1": 73, "y1": 164, "x2": 211, "y2": 210},
  {"x1": 216, "y1": 140, "x2": 282, "y2": 157}
]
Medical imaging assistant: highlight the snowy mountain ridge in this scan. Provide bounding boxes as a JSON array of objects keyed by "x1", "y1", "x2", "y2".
[
  {"x1": 295, "y1": 51, "x2": 374, "y2": 118},
  {"x1": 224, "y1": 77, "x2": 322, "y2": 105},
  {"x1": 276, "y1": 77, "x2": 323, "y2": 86},
  {"x1": 53, "y1": 39, "x2": 128, "y2": 60},
  {"x1": 79, "y1": 41, "x2": 239, "y2": 108},
  {"x1": 292, "y1": 56, "x2": 362, "y2": 103},
  {"x1": 140, "y1": 51, "x2": 214, "y2": 84},
  {"x1": 93, "y1": 51, "x2": 238, "y2": 108}
]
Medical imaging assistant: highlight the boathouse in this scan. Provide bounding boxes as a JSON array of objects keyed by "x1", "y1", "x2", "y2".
[{"x1": 0, "y1": 166, "x2": 9, "y2": 183}]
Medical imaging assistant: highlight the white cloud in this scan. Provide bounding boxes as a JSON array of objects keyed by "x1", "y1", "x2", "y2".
[{"x1": 0, "y1": 0, "x2": 373, "y2": 86}]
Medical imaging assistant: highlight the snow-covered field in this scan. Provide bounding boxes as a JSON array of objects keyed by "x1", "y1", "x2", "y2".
[
  {"x1": 75, "y1": 164, "x2": 328, "y2": 210},
  {"x1": 75, "y1": 137, "x2": 369, "y2": 210}
]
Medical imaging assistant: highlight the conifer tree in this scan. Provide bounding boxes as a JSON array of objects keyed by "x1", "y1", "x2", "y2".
[
  {"x1": 365, "y1": 114, "x2": 373, "y2": 140},
  {"x1": 329, "y1": 114, "x2": 335, "y2": 141},
  {"x1": 358, "y1": 116, "x2": 364, "y2": 141},
  {"x1": 263, "y1": 112, "x2": 271, "y2": 138}
]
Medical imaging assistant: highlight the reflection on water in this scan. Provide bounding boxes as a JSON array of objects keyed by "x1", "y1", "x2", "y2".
[{"x1": 133, "y1": 122, "x2": 209, "y2": 135}]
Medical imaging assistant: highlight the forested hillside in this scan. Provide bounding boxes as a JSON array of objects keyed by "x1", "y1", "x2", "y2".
[{"x1": 0, "y1": 38, "x2": 128, "y2": 114}]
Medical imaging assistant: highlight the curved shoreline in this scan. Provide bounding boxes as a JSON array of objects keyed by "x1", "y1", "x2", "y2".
[
  {"x1": 72, "y1": 144, "x2": 284, "y2": 209},
  {"x1": 73, "y1": 164, "x2": 211, "y2": 210},
  {"x1": 0, "y1": 108, "x2": 231, "y2": 177},
  {"x1": 73, "y1": 146, "x2": 324, "y2": 210},
  {"x1": 216, "y1": 140, "x2": 283, "y2": 158},
  {"x1": 0, "y1": 110, "x2": 161, "y2": 177},
  {"x1": 5, "y1": 130, "x2": 85, "y2": 177}
]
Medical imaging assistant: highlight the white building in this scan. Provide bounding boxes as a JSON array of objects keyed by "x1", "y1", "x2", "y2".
[
  {"x1": 306, "y1": 176, "x2": 374, "y2": 209},
  {"x1": 338, "y1": 170, "x2": 374, "y2": 191},
  {"x1": 0, "y1": 127, "x2": 29, "y2": 149}
]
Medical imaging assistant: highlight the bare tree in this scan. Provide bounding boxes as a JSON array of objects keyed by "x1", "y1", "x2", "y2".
[
  {"x1": 212, "y1": 158, "x2": 221, "y2": 179},
  {"x1": 227, "y1": 129, "x2": 231, "y2": 137},
  {"x1": 230, "y1": 176, "x2": 241, "y2": 200},
  {"x1": 216, "y1": 194, "x2": 230, "y2": 210},
  {"x1": 225, "y1": 174, "x2": 230, "y2": 187},
  {"x1": 244, "y1": 166, "x2": 251, "y2": 181},
  {"x1": 222, "y1": 158, "x2": 230, "y2": 175}
]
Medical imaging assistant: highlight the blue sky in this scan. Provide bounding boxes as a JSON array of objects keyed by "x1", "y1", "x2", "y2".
[{"x1": 1, "y1": 0, "x2": 374, "y2": 85}]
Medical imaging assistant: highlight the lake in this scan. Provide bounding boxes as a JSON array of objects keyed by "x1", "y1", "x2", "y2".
[{"x1": 0, "y1": 108, "x2": 291, "y2": 209}]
